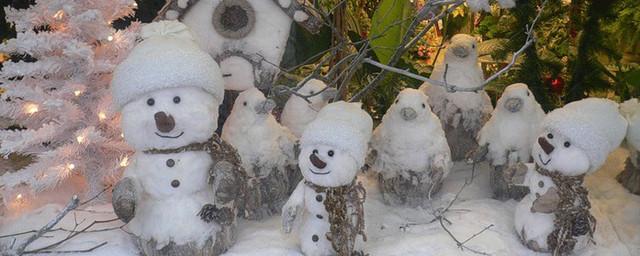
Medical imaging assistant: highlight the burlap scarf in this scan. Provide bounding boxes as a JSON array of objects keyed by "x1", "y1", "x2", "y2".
[
  {"x1": 535, "y1": 165, "x2": 596, "y2": 256},
  {"x1": 305, "y1": 180, "x2": 367, "y2": 256}
]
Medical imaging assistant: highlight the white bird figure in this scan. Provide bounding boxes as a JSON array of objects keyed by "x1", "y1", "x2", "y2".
[
  {"x1": 281, "y1": 79, "x2": 338, "y2": 137},
  {"x1": 419, "y1": 34, "x2": 493, "y2": 161},
  {"x1": 617, "y1": 99, "x2": 640, "y2": 194},
  {"x1": 282, "y1": 101, "x2": 372, "y2": 256},
  {"x1": 477, "y1": 83, "x2": 545, "y2": 200},
  {"x1": 369, "y1": 88, "x2": 452, "y2": 206},
  {"x1": 514, "y1": 98, "x2": 626, "y2": 254},
  {"x1": 222, "y1": 88, "x2": 298, "y2": 220}
]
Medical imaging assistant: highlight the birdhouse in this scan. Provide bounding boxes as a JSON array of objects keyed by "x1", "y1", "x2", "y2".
[{"x1": 157, "y1": 0, "x2": 322, "y2": 91}]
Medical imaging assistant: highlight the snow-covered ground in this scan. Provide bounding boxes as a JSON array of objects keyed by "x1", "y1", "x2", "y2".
[{"x1": 2, "y1": 149, "x2": 638, "y2": 255}]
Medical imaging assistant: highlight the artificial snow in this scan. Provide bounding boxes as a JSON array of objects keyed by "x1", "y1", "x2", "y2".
[{"x1": 1, "y1": 149, "x2": 639, "y2": 255}]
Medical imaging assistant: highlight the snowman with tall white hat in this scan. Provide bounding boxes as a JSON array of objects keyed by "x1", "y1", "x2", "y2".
[
  {"x1": 110, "y1": 20, "x2": 247, "y2": 255},
  {"x1": 282, "y1": 101, "x2": 372, "y2": 256},
  {"x1": 514, "y1": 98, "x2": 626, "y2": 255}
]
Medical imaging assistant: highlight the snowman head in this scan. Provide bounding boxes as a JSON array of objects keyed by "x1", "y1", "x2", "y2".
[
  {"x1": 299, "y1": 101, "x2": 373, "y2": 187},
  {"x1": 231, "y1": 88, "x2": 276, "y2": 125},
  {"x1": 445, "y1": 34, "x2": 479, "y2": 65},
  {"x1": 386, "y1": 88, "x2": 434, "y2": 123},
  {"x1": 533, "y1": 98, "x2": 626, "y2": 175},
  {"x1": 111, "y1": 21, "x2": 224, "y2": 150},
  {"x1": 496, "y1": 83, "x2": 540, "y2": 114}
]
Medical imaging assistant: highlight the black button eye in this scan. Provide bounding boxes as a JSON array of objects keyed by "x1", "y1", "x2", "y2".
[
  {"x1": 243, "y1": 101, "x2": 247, "y2": 106},
  {"x1": 422, "y1": 103, "x2": 426, "y2": 109},
  {"x1": 147, "y1": 98, "x2": 155, "y2": 106},
  {"x1": 564, "y1": 141, "x2": 571, "y2": 148},
  {"x1": 310, "y1": 90, "x2": 314, "y2": 94},
  {"x1": 472, "y1": 44, "x2": 476, "y2": 49},
  {"x1": 395, "y1": 99, "x2": 399, "y2": 104},
  {"x1": 328, "y1": 150, "x2": 334, "y2": 157},
  {"x1": 173, "y1": 96, "x2": 180, "y2": 104},
  {"x1": 313, "y1": 149, "x2": 318, "y2": 154},
  {"x1": 547, "y1": 133, "x2": 553, "y2": 139},
  {"x1": 527, "y1": 91, "x2": 530, "y2": 96}
]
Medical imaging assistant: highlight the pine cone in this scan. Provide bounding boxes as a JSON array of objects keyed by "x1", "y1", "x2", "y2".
[{"x1": 572, "y1": 214, "x2": 590, "y2": 237}]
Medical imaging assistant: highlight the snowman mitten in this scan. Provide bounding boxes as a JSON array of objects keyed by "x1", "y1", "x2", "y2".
[
  {"x1": 112, "y1": 177, "x2": 137, "y2": 223},
  {"x1": 199, "y1": 204, "x2": 234, "y2": 226},
  {"x1": 531, "y1": 187, "x2": 560, "y2": 214}
]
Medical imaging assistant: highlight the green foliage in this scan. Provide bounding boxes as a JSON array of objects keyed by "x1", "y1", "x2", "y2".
[{"x1": 370, "y1": 0, "x2": 413, "y2": 64}]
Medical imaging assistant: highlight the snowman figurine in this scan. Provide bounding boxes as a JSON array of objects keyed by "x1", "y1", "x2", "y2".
[
  {"x1": 282, "y1": 101, "x2": 372, "y2": 256},
  {"x1": 477, "y1": 83, "x2": 545, "y2": 201},
  {"x1": 368, "y1": 88, "x2": 452, "y2": 206},
  {"x1": 222, "y1": 88, "x2": 298, "y2": 220},
  {"x1": 110, "y1": 21, "x2": 247, "y2": 255},
  {"x1": 514, "y1": 98, "x2": 626, "y2": 255}
]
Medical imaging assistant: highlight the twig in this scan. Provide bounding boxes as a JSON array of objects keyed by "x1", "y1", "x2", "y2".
[
  {"x1": 23, "y1": 242, "x2": 108, "y2": 254},
  {"x1": 14, "y1": 195, "x2": 79, "y2": 254}
]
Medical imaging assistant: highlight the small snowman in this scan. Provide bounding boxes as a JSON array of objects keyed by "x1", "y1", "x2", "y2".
[
  {"x1": 514, "y1": 98, "x2": 626, "y2": 255},
  {"x1": 281, "y1": 79, "x2": 338, "y2": 138},
  {"x1": 368, "y1": 88, "x2": 451, "y2": 206},
  {"x1": 110, "y1": 21, "x2": 247, "y2": 255},
  {"x1": 419, "y1": 34, "x2": 493, "y2": 161},
  {"x1": 477, "y1": 83, "x2": 545, "y2": 200},
  {"x1": 282, "y1": 101, "x2": 372, "y2": 256},
  {"x1": 222, "y1": 88, "x2": 298, "y2": 220},
  {"x1": 617, "y1": 99, "x2": 640, "y2": 195}
]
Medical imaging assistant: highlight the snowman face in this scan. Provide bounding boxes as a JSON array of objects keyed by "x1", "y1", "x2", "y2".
[
  {"x1": 391, "y1": 89, "x2": 430, "y2": 122},
  {"x1": 299, "y1": 144, "x2": 358, "y2": 187},
  {"x1": 533, "y1": 130, "x2": 590, "y2": 176},
  {"x1": 121, "y1": 87, "x2": 219, "y2": 150}
]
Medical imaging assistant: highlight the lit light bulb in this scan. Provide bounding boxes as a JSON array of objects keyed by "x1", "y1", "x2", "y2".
[
  {"x1": 120, "y1": 133, "x2": 124, "y2": 138},
  {"x1": 16, "y1": 194, "x2": 23, "y2": 200},
  {"x1": 98, "y1": 111, "x2": 107, "y2": 121},
  {"x1": 133, "y1": 2, "x2": 138, "y2": 8},
  {"x1": 120, "y1": 156, "x2": 129, "y2": 167},
  {"x1": 74, "y1": 90, "x2": 82, "y2": 96},
  {"x1": 53, "y1": 10, "x2": 64, "y2": 20},
  {"x1": 76, "y1": 136, "x2": 85, "y2": 143},
  {"x1": 107, "y1": 35, "x2": 114, "y2": 42},
  {"x1": 25, "y1": 103, "x2": 39, "y2": 115},
  {"x1": 67, "y1": 163, "x2": 75, "y2": 170}
]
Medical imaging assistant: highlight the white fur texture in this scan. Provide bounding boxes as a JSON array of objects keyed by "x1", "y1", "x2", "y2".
[
  {"x1": 539, "y1": 98, "x2": 627, "y2": 174},
  {"x1": 111, "y1": 21, "x2": 224, "y2": 108},
  {"x1": 419, "y1": 34, "x2": 493, "y2": 132},
  {"x1": 478, "y1": 83, "x2": 545, "y2": 166},
  {"x1": 300, "y1": 101, "x2": 373, "y2": 171},
  {"x1": 222, "y1": 88, "x2": 297, "y2": 177},
  {"x1": 370, "y1": 88, "x2": 452, "y2": 179},
  {"x1": 281, "y1": 79, "x2": 334, "y2": 137},
  {"x1": 181, "y1": 0, "x2": 292, "y2": 90},
  {"x1": 121, "y1": 87, "x2": 219, "y2": 151}
]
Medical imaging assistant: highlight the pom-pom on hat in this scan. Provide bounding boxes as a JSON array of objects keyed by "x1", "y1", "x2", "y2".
[
  {"x1": 111, "y1": 20, "x2": 224, "y2": 109},
  {"x1": 543, "y1": 98, "x2": 627, "y2": 172},
  {"x1": 301, "y1": 101, "x2": 373, "y2": 167}
]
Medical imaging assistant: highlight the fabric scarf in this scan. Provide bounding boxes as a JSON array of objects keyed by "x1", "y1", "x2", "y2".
[{"x1": 305, "y1": 180, "x2": 367, "y2": 255}]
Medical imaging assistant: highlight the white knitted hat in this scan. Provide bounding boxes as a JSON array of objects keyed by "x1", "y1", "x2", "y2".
[
  {"x1": 301, "y1": 101, "x2": 373, "y2": 167},
  {"x1": 111, "y1": 20, "x2": 224, "y2": 109},
  {"x1": 543, "y1": 98, "x2": 627, "y2": 172}
]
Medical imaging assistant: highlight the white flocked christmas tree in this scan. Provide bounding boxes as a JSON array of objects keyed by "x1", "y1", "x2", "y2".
[{"x1": 0, "y1": 0, "x2": 139, "y2": 216}]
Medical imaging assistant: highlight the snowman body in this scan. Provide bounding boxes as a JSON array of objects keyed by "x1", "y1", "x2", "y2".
[
  {"x1": 282, "y1": 102, "x2": 372, "y2": 256},
  {"x1": 370, "y1": 89, "x2": 451, "y2": 206},
  {"x1": 124, "y1": 151, "x2": 221, "y2": 250}
]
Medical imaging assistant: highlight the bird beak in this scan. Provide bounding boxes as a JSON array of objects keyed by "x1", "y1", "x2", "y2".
[
  {"x1": 255, "y1": 99, "x2": 276, "y2": 115},
  {"x1": 322, "y1": 87, "x2": 338, "y2": 101},
  {"x1": 504, "y1": 97, "x2": 523, "y2": 113},
  {"x1": 400, "y1": 107, "x2": 417, "y2": 121},
  {"x1": 451, "y1": 46, "x2": 469, "y2": 58}
]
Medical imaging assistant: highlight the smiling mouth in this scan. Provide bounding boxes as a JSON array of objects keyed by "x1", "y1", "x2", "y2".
[
  {"x1": 538, "y1": 154, "x2": 551, "y2": 165},
  {"x1": 309, "y1": 168, "x2": 331, "y2": 175},
  {"x1": 154, "y1": 131, "x2": 184, "y2": 139}
]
